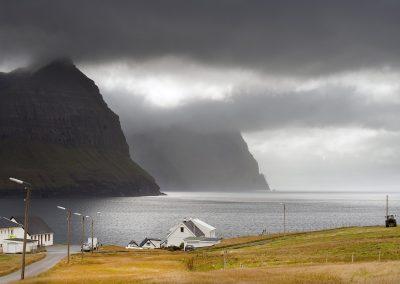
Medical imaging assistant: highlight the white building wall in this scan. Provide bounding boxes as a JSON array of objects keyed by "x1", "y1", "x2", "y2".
[
  {"x1": 31, "y1": 233, "x2": 54, "y2": 246},
  {"x1": 166, "y1": 223, "x2": 195, "y2": 247},
  {"x1": 3, "y1": 240, "x2": 37, "y2": 254},
  {"x1": 0, "y1": 227, "x2": 25, "y2": 251},
  {"x1": 184, "y1": 239, "x2": 220, "y2": 249},
  {"x1": 141, "y1": 240, "x2": 161, "y2": 249}
]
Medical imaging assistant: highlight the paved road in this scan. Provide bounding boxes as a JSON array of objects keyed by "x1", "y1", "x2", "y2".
[{"x1": 0, "y1": 245, "x2": 80, "y2": 284}]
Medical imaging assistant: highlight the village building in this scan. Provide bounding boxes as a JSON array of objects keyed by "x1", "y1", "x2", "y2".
[
  {"x1": 139, "y1": 237, "x2": 161, "y2": 249},
  {"x1": 11, "y1": 216, "x2": 54, "y2": 247},
  {"x1": 0, "y1": 217, "x2": 25, "y2": 253},
  {"x1": 165, "y1": 218, "x2": 219, "y2": 248},
  {"x1": 126, "y1": 240, "x2": 141, "y2": 249},
  {"x1": 2, "y1": 238, "x2": 38, "y2": 254}
]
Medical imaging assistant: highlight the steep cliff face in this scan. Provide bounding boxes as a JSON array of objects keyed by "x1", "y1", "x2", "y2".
[
  {"x1": 0, "y1": 59, "x2": 161, "y2": 196},
  {"x1": 128, "y1": 127, "x2": 269, "y2": 191}
]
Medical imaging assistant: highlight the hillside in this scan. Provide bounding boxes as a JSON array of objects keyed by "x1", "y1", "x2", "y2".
[
  {"x1": 128, "y1": 126, "x2": 269, "y2": 191},
  {"x1": 0, "y1": 59, "x2": 160, "y2": 197},
  {"x1": 21, "y1": 226, "x2": 400, "y2": 283}
]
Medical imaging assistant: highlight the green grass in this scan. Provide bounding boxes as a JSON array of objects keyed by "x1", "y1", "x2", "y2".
[
  {"x1": 0, "y1": 141, "x2": 156, "y2": 194},
  {"x1": 22, "y1": 226, "x2": 400, "y2": 284},
  {"x1": 188, "y1": 226, "x2": 400, "y2": 271},
  {"x1": 0, "y1": 253, "x2": 46, "y2": 276}
]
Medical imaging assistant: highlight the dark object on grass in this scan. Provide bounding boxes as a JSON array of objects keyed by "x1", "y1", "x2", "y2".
[{"x1": 385, "y1": 215, "x2": 397, "y2": 227}]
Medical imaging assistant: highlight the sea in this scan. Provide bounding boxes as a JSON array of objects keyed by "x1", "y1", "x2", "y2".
[{"x1": 0, "y1": 191, "x2": 398, "y2": 246}]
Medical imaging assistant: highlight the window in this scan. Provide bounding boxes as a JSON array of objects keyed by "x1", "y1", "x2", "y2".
[{"x1": 180, "y1": 227, "x2": 184, "y2": 233}]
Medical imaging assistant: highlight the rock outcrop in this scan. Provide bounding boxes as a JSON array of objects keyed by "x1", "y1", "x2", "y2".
[
  {"x1": 0, "y1": 59, "x2": 161, "y2": 197},
  {"x1": 128, "y1": 126, "x2": 269, "y2": 191}
]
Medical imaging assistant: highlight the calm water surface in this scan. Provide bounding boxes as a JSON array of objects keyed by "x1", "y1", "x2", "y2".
[{"x1": 0, "y1": 191, "x2": 398, "y2": 246}]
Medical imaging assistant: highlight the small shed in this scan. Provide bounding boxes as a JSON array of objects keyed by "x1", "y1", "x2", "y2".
[{"x1": 3, "y1": 238, "x2": 38, "y2": 254}]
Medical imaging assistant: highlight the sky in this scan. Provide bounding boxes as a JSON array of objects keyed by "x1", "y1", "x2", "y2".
[{"x1": 1, "y1": 0, "x2": 400, "y2": 191}]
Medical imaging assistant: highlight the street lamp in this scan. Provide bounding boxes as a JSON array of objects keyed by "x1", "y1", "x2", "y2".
[
  {"x1": 57, "y1": 206, "x2": 72, "y2": 263},
  {"x1": 280, "y1": 202, "x2": 286, "y2": 235},
  {"x1": 73, "y1": 212, "x2": 86, "y2": 261},
  {"x1": 87, "y1": 212, "x2": 101, "y2": 254},
  {"x1": 9, "y1": 177, "x2": 32, "y2": 280}
]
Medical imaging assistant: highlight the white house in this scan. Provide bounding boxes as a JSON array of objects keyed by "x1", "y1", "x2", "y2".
[
  {"x1": 11, "y1": 216, "x2": 54, "y2": 247},
  {"x1": 165, "y1": 218, "x2": 218, "y2": 248},
  {"x1": 2, "y1": 238, "x2": 38, "y2": 254},
  {"x1": 0, "y1": 217, "x2": 25, "y2": 253},
  {"x1": 139, "y1": 237, "x2": 161, "y2": 249},
  {"x1": 126, "y1": 240, "x2": 141, "y2": 249}
]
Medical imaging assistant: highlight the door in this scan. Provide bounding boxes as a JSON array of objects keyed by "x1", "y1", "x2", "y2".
[{"x1": 7, "y1": 243, "x2": 17, "y2": 253}]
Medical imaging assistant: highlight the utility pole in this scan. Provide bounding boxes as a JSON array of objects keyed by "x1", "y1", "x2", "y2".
[
  {"x1": 57, "y1": 206, "x2": 72, "y2": 263},
  {"x1": 386, "y1": 195, "x2": 389, "y2": 218},
  {"x1": 280, "y1": 203, "x2": 286, "y2": 235},
  {"x1": 91, "y1": 218, "x2": 94, "y2": 254},
  {"x1": 9, "y1": 177, "x2": 32, "y2": 280},
  {"x1": 81, "y1": 215, "x2": 85, "y2": 260},
  {"x1": 73, "y1": 212, "x2": 85, "y2": 261}
]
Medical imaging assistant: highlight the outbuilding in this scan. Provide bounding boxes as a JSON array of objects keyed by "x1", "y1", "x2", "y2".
[{"x1": 2, "y1": 238, "x2": 38, "y2": 254}]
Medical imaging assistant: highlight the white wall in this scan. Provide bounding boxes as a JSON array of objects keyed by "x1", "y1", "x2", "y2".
[
  {"x1": 0, "y1": 226, "x2": 25, "y2": 250},
  {"x1": 31, "y1": 233, "x2": 53, "y2": 246},
  {"x1": 141, "y1": 239, "x2": 161, "y2": 249},
  {"x1": 167, "y1": 223, "x2": 195, "y2": 247},
  {"x1": 184, "y1": 240, "x2": 220, "y2": 249},
  {"x1": 3, "y1": 240, "x2": 37, "y2": 254}
]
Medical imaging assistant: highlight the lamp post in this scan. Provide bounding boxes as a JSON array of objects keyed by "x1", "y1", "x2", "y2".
[
  {"x1": 57, "y1": 206, "x2": 72, "y2": 263},
  {"x1": 87, "y1": 212, "x2": 101, "y2": 254},
  {"x1": 280, "y1": 202, "x2": 286, "y2": 235},
  {"x1": 73, "y1": 212, "x2": 87, "y2": 261},
  {"x1": 9, "y1": 177, "x2": 32, "y2": 280}
]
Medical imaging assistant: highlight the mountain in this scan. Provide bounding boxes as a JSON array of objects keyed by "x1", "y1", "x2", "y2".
[
  {"x1": 0, "y1": 59, "x2": 161, "y2": 197},
  {"x1": 128, "y1": 126, "x2": 269, "y2": 191}
]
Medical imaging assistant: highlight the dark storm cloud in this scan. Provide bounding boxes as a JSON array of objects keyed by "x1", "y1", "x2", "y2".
[
  {"x1": 1, "y1": 0, "x2": 400, "y2": 75},
  {"x1": 106, "y1": 86, "x2": 400, "y2": 134}
]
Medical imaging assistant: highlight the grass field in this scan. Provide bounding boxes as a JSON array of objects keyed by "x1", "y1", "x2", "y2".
[
  {"x1": 0, "y1": 252, "x2": 45, "y2": 276},
  {"x1": 22, "y1": 226, "x2": 400, "y2": 283}
]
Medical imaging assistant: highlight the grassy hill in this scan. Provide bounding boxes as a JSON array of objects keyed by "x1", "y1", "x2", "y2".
[{"x1": 21, "y1": 226, "x2": 400, "y2": 283}]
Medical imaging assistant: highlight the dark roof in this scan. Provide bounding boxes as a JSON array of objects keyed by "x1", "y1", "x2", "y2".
[
  {"x1": 0, "y1": 217, "x2": 22, "y2": 229},
  {"x1": 128, "y1": 240, "x2": 139, "y2": 246},
  {"x1": 11, "y1": 216, "x2": 53, "y2": 235},
  {"x1": 4, "y1": 238, "x2": 38, "y2": 243},
  {"x1": 183, "y1": 220, "x2": 205, "y2": 237},
  {"x1": 139, "y1": 237, "x2": 161, "y2": 247}
]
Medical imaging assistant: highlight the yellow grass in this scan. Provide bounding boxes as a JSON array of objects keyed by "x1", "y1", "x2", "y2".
[
  {"x1": 0, "y1": 253, "x2": 46, "y2": 276},
  {"x1": 21, "y1": 226, "x2": 400, "y2": 283}
]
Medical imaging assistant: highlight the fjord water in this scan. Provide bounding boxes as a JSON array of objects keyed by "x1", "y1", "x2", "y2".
[{"x1": 0, "y1": 191, "x2": 398, "y2": 246}]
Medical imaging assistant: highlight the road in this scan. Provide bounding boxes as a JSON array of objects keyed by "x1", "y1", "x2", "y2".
[{"x1": 0, "y1": 245, "x2": 80, "y2": 284}]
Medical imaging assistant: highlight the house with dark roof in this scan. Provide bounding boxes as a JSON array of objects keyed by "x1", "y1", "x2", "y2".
[
  {"x1": 139, "y1": 237, "x2": 161, "y2": 249},
  {"x1": 165, "y1": 218, "x2": 217, "y2": 248},
  {"x1": 125, "y1": 240, "x2": 141, "y2": 249},
  {"x1": 0, "y1": 217, "x2": 25, "y2": 253},
  {"x1": 11, "y1": 216, "x2": 54, "y2": 247}
]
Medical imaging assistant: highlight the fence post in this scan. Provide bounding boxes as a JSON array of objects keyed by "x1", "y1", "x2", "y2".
[
  {"x1": 379, "y1": 250, "x2": 381, "y2": 262},
  {"x1": 351, "y1": 253, "x2": 354, "y2": 263},
  {"x1": 223, "y1": 250, "x2": 227, "y2": 269}
]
